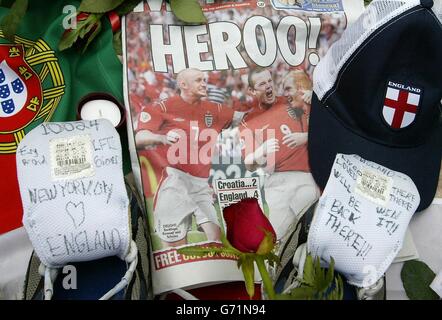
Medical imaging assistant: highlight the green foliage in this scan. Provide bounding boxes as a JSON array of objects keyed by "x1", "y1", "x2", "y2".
[
  {"x1": 239, "y1": 255, "x2": 255, "y2": 298},
  {"x1": 115, "y1": 0, "x2": 145, "y2": 16},
  {"x1": 58, "y1": 13, "x2": 103, "y2": 52},
  {"x1": 0, "y1": 0, "x2": 28, "y2": 42},
  {"x1": 179, "y1": 232, "x2": 279, "y2": 299},
  {"x1": 113, "y1": 30, "x2": 122, "y2": 56},
  {"x1": 0, "y1": 0, "x2": 210, "y2": 53},
  {"x1": 401, "y1": 260, "x2": 439, "y2": 300},
  {"x1": 170, "y1": 0, "x2": 206, "y2": 23},
  {"x1": 83, "y1": 19, "x2": 102, "y2": 53},
  {"x1": 177, "y1": 244, "x2": 239, "y2": 257},
  {"x1": 219, "y1": 234, "x2": 244, "y2": 256},
  {"x1": 79, "y1": 0, "x2": 125, "y2": 13},
  {"x1": 256, "y1": 229, "x2": 276, "y2": 255},
  {"x1": 280, "y1": 255, "x2": 344, "y2": 300}
]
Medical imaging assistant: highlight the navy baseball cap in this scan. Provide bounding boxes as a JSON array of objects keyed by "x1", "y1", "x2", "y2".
[{"x1": 309, "y1": 0, "x2": 442, "y2": 211}]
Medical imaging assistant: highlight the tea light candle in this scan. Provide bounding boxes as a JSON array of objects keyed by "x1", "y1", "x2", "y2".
[{"x1": 80, "y1": 99, "x2": 122, "y2": 128}]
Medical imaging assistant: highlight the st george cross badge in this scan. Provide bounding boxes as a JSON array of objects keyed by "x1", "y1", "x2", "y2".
[{"x1": 382, "y1": 81, "x2": 421, "y2": 129}]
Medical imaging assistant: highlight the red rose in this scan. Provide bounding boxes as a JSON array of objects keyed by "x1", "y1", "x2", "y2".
[{"x1": 223, "y1": 198, "x2": 276, "y2": 254}]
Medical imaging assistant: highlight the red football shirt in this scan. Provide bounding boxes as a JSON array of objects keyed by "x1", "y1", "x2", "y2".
[
  {"x1": 242, "y1": 96, "x2": 285, "y2": 122},
  {"x1": 137, "y1": 95, "x2": 234, "y2": 178},
  {"x1": 241, "y1": 102, "x2": 310, "y2": 173}
]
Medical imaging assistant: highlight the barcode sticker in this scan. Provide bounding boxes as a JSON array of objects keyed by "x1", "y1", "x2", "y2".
[
  {"x1": 50, "y1": 135, "x2": 94, "y2": 180},
  {"x1": 355, "y1": 168, "x2": 392, "y2": 206}
]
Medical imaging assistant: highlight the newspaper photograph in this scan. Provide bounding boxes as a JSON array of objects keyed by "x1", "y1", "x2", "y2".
[{"x1": 123, "y1": 0, "x2": 364, "y2": 294}]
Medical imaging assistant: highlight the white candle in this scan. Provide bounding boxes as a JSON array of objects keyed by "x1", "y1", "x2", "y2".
[{"x1": 80, "y1": 99, "x2": 122, "y2": 128}]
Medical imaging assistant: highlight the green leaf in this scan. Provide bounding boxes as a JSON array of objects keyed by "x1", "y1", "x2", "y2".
[
  {"x1": 325, "y1": 257, "x2": 335, "y2": 285},
  {"x1": 177, "y1": 244, "x2": 240, "y2": 260},
  {"x1": 266, "y1": 252, "x2": 280, "y2": 264},
  {"x1": 401, "y1": 260, "x2": 439, "y2": 300},
  {"x1": 237, "y1": 254, "x2": 254, "y2": 269},
  {"x1": 326, "y1": 277, "x2": 344, "y2": 300},
  {"x1": 79, "y1": 20, "x2": 97, "y2": 39},
  {"x1": 115, "y1": 0, "x2": 143, "y2": 16},
  {"x1": 177, "y1": 246, "x2": 221, "y2": 256},
  {"x1": 220, "y1": 234, "x2": 242, "y2": 255},
  {"x1": 79, "y1": 0, "x2": 125, "y2": 13},
  {"x1": 335, "y1": 277, "x2": 344, "y2": 300},
  {"x1": 263, "y1": 252, "x2": 281, "y2": 267},
  {"x1": 303, "y1": 254, "x2": 315, "y2": 286},
  {"x1": 113, "y1": 30, "x2": 122, "y2": 56},
  {"x1": 288, "y1": 254, "x2": 343, "y2": 300},
  {"x1": 314, "y1": 254, "x2": 321, "y2": 274},
  {"x1": 274, "y1": 293, "x2": 292, "y2": 300},
  {"x1": 256, "y1": 231, "x2": 275, "y2": 255},
  {"x1": 240, "y1": 256, "x2": 256, "y2": 299},
  {"x1": 290, "y1": 286, "x2": 316, "y2": 300},
  {"x1": 82, "y1": 20, "x2": 102, "y2": 53},
  {"x1": 170, "y1": 0, "x2": 206, "y2": 23},
  {"x1": 217, "y1": 248, "x2": 240, "y2": 258},
  {"x1": 220, "y1": 234, "x2": 231, "y2": 248},
  {"x1": 58, "y1": 13, "x2": 102, "y2": 52},
  {"x1": 237, "y1": 256, "x2": 244, "y2": 268},
  {"x1": 58, "y1": 28, "x2": 80, "y2": 51},
  {"x1": 260, "y1": 251, "x2": 279, "y2": 269},
  {"x1": 0, "y1": 0, "x2": 28, "y2": 42},
  {"x1": 314, "y1": 257, "x2": 331, "y2": 293}
]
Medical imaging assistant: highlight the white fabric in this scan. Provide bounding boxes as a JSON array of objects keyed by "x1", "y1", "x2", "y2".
[
  {"x1": 430, "y1": 270, "x2": 442, "y2": 298},
  {"x1": 433, "y1": 0, "x2": 442, "y2": 23},
  {"x1": 0, "y1": 227, "x2": 33, "y2": 300},
  {"x1": 308, "y1": 153, "x2": 420, "y2": 288},
  {"x1": 313, "y1": 0, "x2": 422, "y2": 100},
  {"x1": 154, "y1": 167, "x2": 219, "y2": 243},
  {"x1": 392, "y1": 228, "x2": 419, "y2": 263},
  {"x1": 16, "y1": 119, "x2": 130, "y2": 268},
  {"x1": 264, "y1": 171, "x2": 319, "y2": 240}
]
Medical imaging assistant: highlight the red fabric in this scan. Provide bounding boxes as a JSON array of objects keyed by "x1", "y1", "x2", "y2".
[
  {"x1": 165, "y1": 282, "x2": 262, "y2": 300},
  {"x1": 0, "y1": 44, "x2": 43, "y2": 234},
  {"x1": 137, "y1": 96, "x2": 234, "y2": 178},
  {"x1": 138, "y1": 149, "x2": 168, "y2": 198},
  {"x1": 208, "y1": 71, "x2": 222, "y2": 86},
  {"x1": 0, "y1": 154, "x2": 23, "y2": 234},
  {"x1": 240, "y1": 99, "x2": 310, "y2": 172},
  {"x1": 384, "y1": 90, "x2": 417, "y2": 129},
  {"x1": 144, "y1": 83, "x2": 161, "y2": 101},
  {"x1": 107, "y1": 11, "x2": 121, "y2": 33},
  {"x1": 231, "y1": 96, "x2": 254, "y2": 113},
  {"x1": 129, "y1": 94, "x2": 145, "y2": 115},
  {"x1": 242, "y1": 97, "x2": 286, "y2": 122},
  {"x1": 241, "y1": 97, "x2": 269, "y2": 121},
  {"x1": 77, "y1": 12, "x2": 89, "y2": 21}
]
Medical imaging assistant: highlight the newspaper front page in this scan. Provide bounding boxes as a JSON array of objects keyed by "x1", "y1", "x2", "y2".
[{"x1": 123, "y1": 0, "x2": 364, "y2": 294}]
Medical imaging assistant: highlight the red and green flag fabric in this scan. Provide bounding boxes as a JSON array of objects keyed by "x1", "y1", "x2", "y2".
[{"x1": 0, "y1": 1, "x2": 124, "y2": 234}]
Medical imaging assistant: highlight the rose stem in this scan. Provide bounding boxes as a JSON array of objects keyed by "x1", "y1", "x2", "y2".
[{"x1": 255, "y1": 255, "x2": 276, "y2": 300}]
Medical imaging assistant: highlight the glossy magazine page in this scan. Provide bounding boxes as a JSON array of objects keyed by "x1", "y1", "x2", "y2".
[{"x1": 123, "y1": 0, "x2": 364, "y2": 294}]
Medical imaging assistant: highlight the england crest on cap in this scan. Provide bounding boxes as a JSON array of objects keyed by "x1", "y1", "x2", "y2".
[{"x1": 382, "y1": 81, "x2": 422, "y2": 129}]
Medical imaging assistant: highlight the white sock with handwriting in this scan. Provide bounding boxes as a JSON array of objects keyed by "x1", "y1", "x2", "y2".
[{"x1": 16, "y1": 119, "x2": 130, "y2": 268}]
